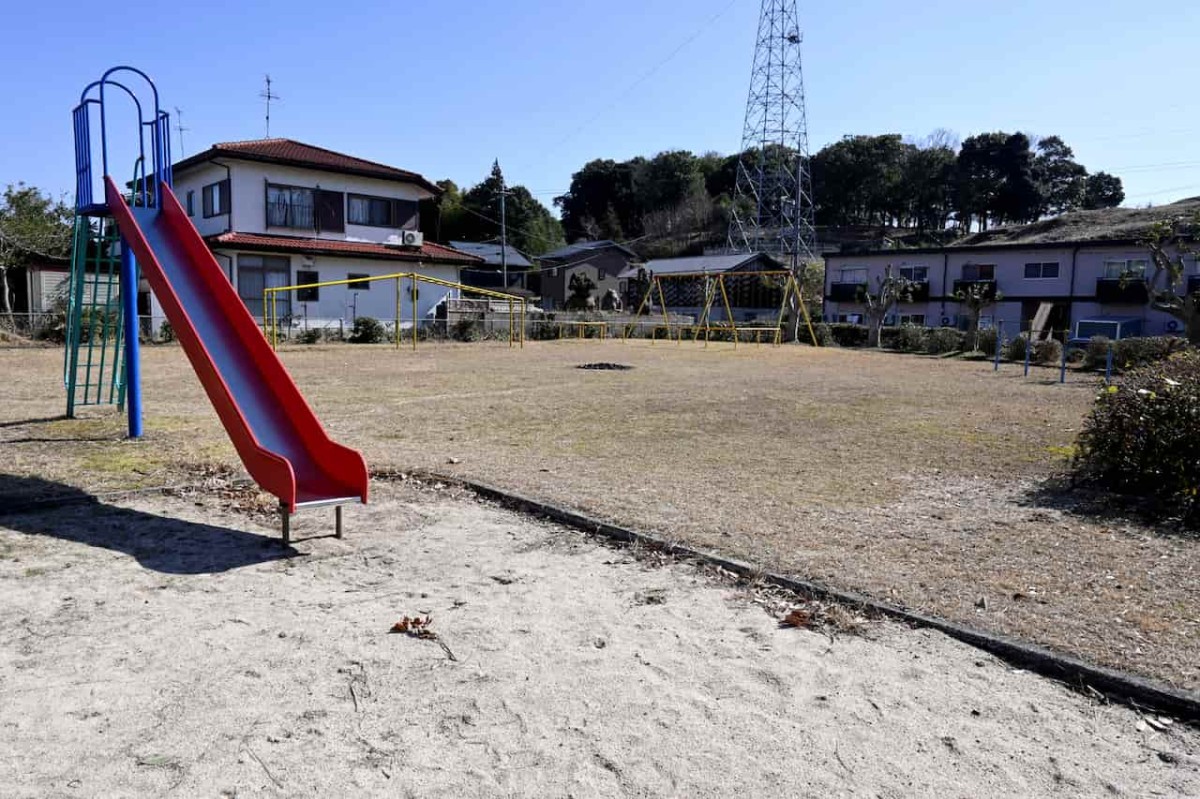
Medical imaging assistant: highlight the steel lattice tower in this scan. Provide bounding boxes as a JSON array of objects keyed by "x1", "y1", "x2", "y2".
[{"x1": 727, "y1": 0, "x2": 817, "y2": 267}]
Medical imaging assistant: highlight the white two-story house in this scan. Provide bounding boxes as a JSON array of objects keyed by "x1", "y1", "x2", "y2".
[{"x1": 169, "y1": 138, "x2": 482, "y2": 329}]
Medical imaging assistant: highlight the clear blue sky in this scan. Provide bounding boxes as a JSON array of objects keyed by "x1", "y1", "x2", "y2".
[{"x1": 1, "y1": 0, "x2": 1197, "y2": 213}]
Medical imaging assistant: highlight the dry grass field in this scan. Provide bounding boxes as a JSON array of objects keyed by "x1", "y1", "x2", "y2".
[{"x1": 2, "y1": 340, "x2": 1197, "y2": 693}]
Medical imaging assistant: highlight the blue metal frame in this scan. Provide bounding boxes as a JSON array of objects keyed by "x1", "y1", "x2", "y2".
[{"x1": 71, "y1": 66, "x2": 174, "y2": 439}]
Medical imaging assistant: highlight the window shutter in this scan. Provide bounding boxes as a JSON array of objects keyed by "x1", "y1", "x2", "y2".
[
  {"x1": 202, "y1": 185, "x2": 213, "y2": 217},
  {"x1": 219, "y1": 180, "x2": 230, "y2": 214},
  {"x1": 317, "y1": 190, "x2": 345, "y2": 232}
]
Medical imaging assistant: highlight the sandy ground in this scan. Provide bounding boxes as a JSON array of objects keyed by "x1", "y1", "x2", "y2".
[{"x1": 1, "y1": 482, "x2": 1196, "y2": 798}]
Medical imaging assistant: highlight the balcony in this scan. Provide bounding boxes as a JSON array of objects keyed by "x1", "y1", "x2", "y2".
[
  {"x1": 1096, "y1": 278, "x2": 1149, "y2": 305},
  {"x1": 952, "y1": 279, "x2": 997, "y2": 300},
  {"x1": 828, "y1": 282, "x2": 866, "y2": 302}
]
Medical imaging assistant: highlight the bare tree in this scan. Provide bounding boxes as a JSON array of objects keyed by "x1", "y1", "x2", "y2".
[
  {"x1": 858, "y1": 265, "x2": 914, "y2": 348},
  {"x1": 954, "y1": 281, "x2": 1004, "y2": 349},
  {"x1": 1143, "y1": 211, "x2": 1200, "y2": 343}
]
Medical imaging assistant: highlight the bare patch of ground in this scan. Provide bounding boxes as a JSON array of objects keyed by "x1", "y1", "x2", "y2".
[
  {"x1": 1, "y1": 483, "x2": 1197, "y2": 797},
  {"x1": 1, "y1": 341, "x2": 1197, "y2": 691}
]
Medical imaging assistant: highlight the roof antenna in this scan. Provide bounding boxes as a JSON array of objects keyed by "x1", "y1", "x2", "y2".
[
  {"x1": 173, "y1": 106, "x2": 190, "y2": 157},
  {"x1": 259, "y1": 74, "x2": 281, "y2": 138}
]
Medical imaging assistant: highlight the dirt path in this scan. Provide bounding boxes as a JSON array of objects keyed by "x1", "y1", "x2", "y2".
[{"x1": 1, "y1": 483, "x2": 1196, "y2": 797}]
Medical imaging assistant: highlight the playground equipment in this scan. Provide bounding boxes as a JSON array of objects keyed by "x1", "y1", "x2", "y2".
[
  {"x1": 69, "y1": 66, "x2": 367, "y2": 542},
  {"x1": 623, "y1": 270, "x2": 819, "y2": 347},
  {"x1": 264, "y1": 272, "x2": 526, "y2": 349}
]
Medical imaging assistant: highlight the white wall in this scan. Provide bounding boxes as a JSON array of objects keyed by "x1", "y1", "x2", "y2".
[
  {"x1": 218, "y1": 248, "x2": 459, "y2": 324},
  {"x1": 171, "y1": 162, "x2": 231, "y2": 237}
]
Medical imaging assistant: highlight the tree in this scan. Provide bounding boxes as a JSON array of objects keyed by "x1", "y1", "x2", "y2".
[
  {"x1": 0, "y1": 184, "x2": 73, "y2": 321},
  {"x1": 954, "y1": 281, "x2": 1005, "y2": 348},
  {"x1": 566, "y1": 272, "x2": 597, "y2": 310},
  {"x1": 1142, "y1": 212, "x2": 1200, "y2": 343},
  {"x1": 1033, "y1": 136, "x2": 1087, "y2": 216},
  {"x1": 857, "y1": 266, "x2": 914, "y2": 348},
  {"x1": 422, "y1": 165, "x2": 564, "y2": 256},
  {"x1": 555, "y1": 158, "x2": 642, "y2": 242},
  {"x1": 954, "y1": 132, "x2": 1040, "y2": 230},
  {"x1": 1083, "y1": 172, "x2": 1125, "y2": 210}
]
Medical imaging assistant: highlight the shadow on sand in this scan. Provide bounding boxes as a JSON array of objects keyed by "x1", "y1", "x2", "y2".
[{"x1": 0, "y1": 473, "x2": 293, "y2": 574}]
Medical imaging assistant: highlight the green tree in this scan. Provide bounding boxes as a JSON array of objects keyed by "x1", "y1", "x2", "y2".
[
  {"x1": 423, "y1": 164, "x2": 564, "y2": 256},
  {"x1": 954, "y1": 132, "x2": 1040, "y2": 230},
  {"x1": 1142, "y1": 211, "x2": 1200, "y2": 343},
  {"x1": 1033, "y1": 136, "x2": 1087, "y2": 216},
  {"x1": 0, "y1": 183, "x2": 73, "y2": 321},
  {"x1": 1083, "y1": 172, "x2": 1125, "y2": 209}
]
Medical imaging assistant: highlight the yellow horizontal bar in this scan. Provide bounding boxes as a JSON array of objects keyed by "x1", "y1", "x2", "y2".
[{"x1": 265, "y1": 270, "x2": 526, "y2": 305}]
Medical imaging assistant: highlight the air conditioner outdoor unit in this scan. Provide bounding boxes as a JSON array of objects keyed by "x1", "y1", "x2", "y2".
[{"x1": 401, "y1": 230, "x2": 423, "y2": 248}]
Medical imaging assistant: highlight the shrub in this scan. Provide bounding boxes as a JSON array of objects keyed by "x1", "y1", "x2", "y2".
[
  {"x1": 297, "y1": 328, "x2": 322, "y2": 345},
  {"x1": 925, "y1": 327, "x2": 966, "y2": 355},
  {"x1": 807, "y1": 322, "x2": 832, "y2": 346},
  {"x1": 974, "y1": 327, "x2": 999, "y2": 356},
  {"x1": 1082, "y1": 336, "x2": 1112, "y2": 370},
  {"x1": 895, "y1": 325, "x2": 928, "y2": 353},
  {"x1": 451, "y1": 318, "x2": 482, "y2": 342},
  {"x1": 878, "y1": 327, "x2": 901, "y2": 349},
  {"x1": 348, "y1": 316, "x2": 385, "y2": 344},
  {"x1": 1031, "y1": 337, "x2": 1063, "y2": 365},
  {"x1": 827, "y1": 323, "x2": 868, "y2": 348},
  {"x1": 1004, "y1": 334, "x2": 1028, "y2": 362},
  {"x1": 1113, "y1": 336, "x2": 1188, "y2": 370},
  {"x1": 159, "y1": 321, "x2": 175, "y2": 343},
  {"x1": 1075, "y1": 350, "x2": 1200, "y2": 517}
]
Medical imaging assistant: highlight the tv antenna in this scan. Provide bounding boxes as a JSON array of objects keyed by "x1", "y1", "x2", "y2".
[
  {"x1": 259, "y1": 74, "x2": 281, "y2": 137},
  {"x1": 173, "y1": 106, "x2": 190, "y2": 157}
]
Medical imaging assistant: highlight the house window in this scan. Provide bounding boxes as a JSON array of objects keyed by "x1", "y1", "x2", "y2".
[
  {"x1": 962, "y1": 264, "x2": 995, "y2": 280},
  {"x1": 840, "y1": 267, "x2": 868, "y2": 283},
  {"x1": 836, "y1": 313, "x2": 863, "y2": 324},
  {"x1": 237, "y1": 254, "x2": 290, "y2": 318},
  {"x1": 898, "y1": 266, "x2": 928, "y2": 282},
  {"x1": 598, "y1": 268, "x2": 607, "y2": 280},
  {"x1": 296, "y1": 270, "x2": 319, "y2": 302},
  {"x1": 899, "y1": 314, "x2": 926, "y2": 326},
  {"x1": 348, "y1": 194, "x2": 394, "y2": 227},
  {"x1": 202, "y1": 180, "x2": 229, "y2": 217},
  {"x1": 186, "y1": 190, "x2": 195, "y2": 217},
  {"x1": 1024, "y1": 262, "x2": 1060, "y2": 279},
  {"x1": 267, "y1": 184, "x2": 315, "y2": 229},
  {"x1": 347, "y1": 273, "x2": 371, "y2": 291},
  {"x1": 1104, "y1": 259, "x2": 1148, "y2": 279}
]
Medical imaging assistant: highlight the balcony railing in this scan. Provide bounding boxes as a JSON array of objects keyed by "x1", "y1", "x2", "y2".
[
  {"x1": 828, "y1": 282, "x2": 866, "y2": 302},
  {"x1": 1096, "y1": 278, "x2": 1149, "y2": 304},
  {"x1": 952, "y1": 279, "x2": 997, "y2": 300}
]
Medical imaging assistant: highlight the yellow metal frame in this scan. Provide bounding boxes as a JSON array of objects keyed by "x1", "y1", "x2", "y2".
[
  {"x1": 263, "y1": 271, "x2": 526, "y2": 350},
  {"x1": 622, "y1": 270, "x2": 818, "y2": 347}
]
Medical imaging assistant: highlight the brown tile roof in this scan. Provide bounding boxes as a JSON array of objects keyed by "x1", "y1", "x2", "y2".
[
  {"x1": 174, "y1": 138, "x2": 441, "y2": 194},
  {"x1": 208, "y1": 232, "x2": 484, "y2": 265}
]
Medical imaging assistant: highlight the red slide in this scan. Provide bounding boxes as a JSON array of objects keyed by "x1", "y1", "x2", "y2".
[{"x1": 105, "y1": 177, "x2": 368, "y2": 514}]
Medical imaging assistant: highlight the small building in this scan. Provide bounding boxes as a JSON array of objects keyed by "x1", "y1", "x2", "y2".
[
  {"x1": 169, "y1": 138, "x2": 483, "y2": 329},
  {"x1": 823, "y1": 198, "x2": 1200, "y2": 337},
  {"x1": 535, "y1": 240, "x2": 639, "y2": 310},
  {"x1": 449, "y1": 241, "x2": 533, "y2": 293}
]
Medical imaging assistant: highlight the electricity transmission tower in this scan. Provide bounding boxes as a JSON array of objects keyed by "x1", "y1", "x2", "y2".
[{"x1": 726, "y1": 0, "x2": 817, "y2": 268}]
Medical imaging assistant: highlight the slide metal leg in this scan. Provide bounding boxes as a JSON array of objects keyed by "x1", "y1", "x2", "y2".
[
  {"x1": 335, "y1": 505, "x2": 344, "y2": 539},
  {"x1": 280, "y1": 502, "x2": 290, "y2": 546}
]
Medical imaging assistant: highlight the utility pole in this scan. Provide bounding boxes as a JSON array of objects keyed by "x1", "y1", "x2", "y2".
[
  {"x1": 259, "y1": 74, "x2": 280, "y2": 137},
  {"x1": 495, "y1": 159, "x2": 512, "y2": 290},
  {"x1": 173, "y1": 106, "x2": 190, "y2": 157}
]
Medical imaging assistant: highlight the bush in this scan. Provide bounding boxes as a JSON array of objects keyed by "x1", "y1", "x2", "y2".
[
  {"x1": 451, "y1": 318, "x2": 482, "y2": 342},
  {"x1": 348, "y1": 316, "x2": 386, "y2": 344},
  {"x1": 1082, "y1": 336, "x2": 1112, "y2": 370},
  {"x1": 974, "y1": 327, "x2": 999, "y2": 356},
  {"x1": 895, "y1": 325, "x2": 928, "y2": 353},
  {"x1": 827, "y1": 323, "x2": 868, "y2": 348},
  {"x1": 158, "y1": 321, "x2": 175, "y2": 343},
  {"x1": 1113, "y1": 336, "x2": 1188, "y2": 370},
  {"x1": 807, "y1": 322, "x2": 832, "y2": 347},
  {"x1": 1004, "y1": 334, "x2": 1028, "y2": 362},
  {"x1": 1075, "y1": 350, "x2": 1200, "y2": 517},
  {"x1": 924, "y1": 327, "x2": 966, "y2": 355},
  {"x1": 1031, "y1": 337, "x2": 1063, "y2": 365},
  {"x1": 297, "y1": 328, "x2": 322, "y2": 345}
]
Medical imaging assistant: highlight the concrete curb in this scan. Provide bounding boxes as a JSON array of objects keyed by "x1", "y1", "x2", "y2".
[{"x1": 427, "y1": 471, "x2": 1200, "y2": 724}]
